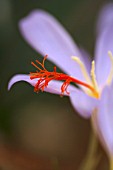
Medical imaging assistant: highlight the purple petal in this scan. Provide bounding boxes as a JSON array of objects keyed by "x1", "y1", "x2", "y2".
[
  {"x1": 8, "y1": 74, "x2": 75, "y2": 95},
  {"x1": 96, "y1": 3, "x2": 113, "y2": 34},
  {"x1": 69, "y1": 91, "x2": 97, "y2": 118},
  {"x1": 8, "y1": 74, "x2": 36, "y2": 90},
  {"x1": 92, "y1": 85, "x2": 113, "y2": 156},
  {"x1": 79, "y1": 47, "x2": 91, "y2": 73},
  {"x1": 19, "y1": 10, "x2": 89, "y2": 81},
  {"x1": 95, "y1": 4, "x2": 113, "y2": 87}
]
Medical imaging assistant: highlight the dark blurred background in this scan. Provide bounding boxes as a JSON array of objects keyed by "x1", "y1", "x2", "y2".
[{"x1": 0, "y1": 0, "x2": 111, "y2": 169}]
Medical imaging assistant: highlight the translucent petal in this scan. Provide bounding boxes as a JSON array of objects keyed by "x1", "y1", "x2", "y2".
[
  {"x1": 95, "y1": 4, "x2": 113, "y2": 86},
  {"x1": 96, "y1": 3, "x2": 113, "y2": 34},
  {"x1": 19, "y1": 10, "x2": 90, "y2": 81},
  {"x1": 8, "y1": 74, "x2": 75, "y2": 95},
  {"x1": 92, "y1": 85, "x2": 113, "y2": 156},
  {"x1": 70, "y1": 90, "x2": 97, "y2": 118}
]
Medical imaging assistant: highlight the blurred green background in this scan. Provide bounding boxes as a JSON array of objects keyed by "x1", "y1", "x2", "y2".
[{"x1": 0, "y1": 0, "x2": 111, "y2": 169}]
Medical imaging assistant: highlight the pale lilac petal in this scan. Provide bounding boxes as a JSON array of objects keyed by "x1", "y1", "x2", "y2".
[
  {"x1": 69, "y1": 91, "x2": 97, "y2": 118},
  {"x1": 96, "y1": 3, "x2": 113, "y2": 34},
  {"x1": 95, "y1": 4, "x2": 113, "y2": 86},
  {"x1": 79, "y1": 47, "x2": 91, "y2": 73},
  {"x1": 8, "y1": 74, "x2": 75, "y2": 95},
  {"x1": 8, "y1": 74, "x2": 35, "y2": 90},
  {"x1": 93, "y1": 85, "x2": 113, "y2": 156},
  {"x1": 19, "y1": 10, "x2": 89, "y2": 81}
]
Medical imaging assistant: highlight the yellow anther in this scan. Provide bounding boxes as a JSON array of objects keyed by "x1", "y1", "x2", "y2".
[
  {"x1": 107, "y1": 51, "x2": 113, "y2": 85},
  {"x1": 85, "y1": 88, "x2": 100, "y2": 99},
  {"x1": 90, "y1": 60, "x2": 98, "y2": 91},
  {"x1": 71, "y1": 51, "x2": 113, "y2": 98},
  {"x1": 72, "y1": 56, "x2": 91, "y2": 84},
  {"x1": 72, "y1": 56, "x2": 100, "y2": 99}
]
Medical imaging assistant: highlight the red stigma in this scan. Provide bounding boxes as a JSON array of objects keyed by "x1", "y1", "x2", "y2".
[{"x1": 30, "y1": 55, "x2": 94, "y2": 95}]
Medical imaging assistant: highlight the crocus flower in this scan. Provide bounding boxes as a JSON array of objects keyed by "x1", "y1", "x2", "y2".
[{"x1": 8, "y1": 3, "x2": 113, "y2": 159}]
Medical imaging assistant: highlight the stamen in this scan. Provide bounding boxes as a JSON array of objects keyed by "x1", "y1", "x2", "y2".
[
  {"x1": 72, "y1": 56, "x2": 91, "y2": 84},
  {"x1": 90, "y1": 61, "x2": 98, "y2": 91},
  {"x1": 107, "y1": 51, "x2": 113, "y2": 85}
]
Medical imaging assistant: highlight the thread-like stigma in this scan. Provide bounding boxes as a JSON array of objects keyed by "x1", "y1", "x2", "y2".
[{"x1": 30, "y1": 56, "x2": 95, "y2": 95}]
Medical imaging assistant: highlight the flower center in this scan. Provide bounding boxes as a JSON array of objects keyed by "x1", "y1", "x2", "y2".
[
  {"x1": 72, "y1": 51, "x2": 113, "y2": 99},
  {"x1": 30, "y1": 51, "x2": 113, "y2": 98}
]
